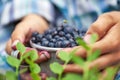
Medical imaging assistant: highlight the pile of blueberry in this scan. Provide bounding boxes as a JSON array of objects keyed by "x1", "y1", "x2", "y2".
[{"x1": 31, "y1": 22, "x2": 87, "y2": 48}]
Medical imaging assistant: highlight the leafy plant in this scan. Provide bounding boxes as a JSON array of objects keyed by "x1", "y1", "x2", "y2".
[
  {"x1": 49, "y1": 34, "x2": 119, "y2": 80},
  {"x1": 3, "y1": 34, "x2": 119, "y2": 80},
  {"x1": 6, "y1": 42, "x2": 41, "y2": 80}
]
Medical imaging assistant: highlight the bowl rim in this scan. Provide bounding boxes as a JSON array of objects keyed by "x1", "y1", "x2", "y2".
[{"x1": 30, "y1": 40, "x2": 62, "y2": 52}]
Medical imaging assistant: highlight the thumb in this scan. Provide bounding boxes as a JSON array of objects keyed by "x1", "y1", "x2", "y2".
[{"x1": 11, "y1": 23, "x2": 29, "y2": 48}]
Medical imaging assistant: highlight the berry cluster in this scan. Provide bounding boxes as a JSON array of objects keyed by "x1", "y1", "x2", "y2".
[{"x1": 31, "y1": 23, "x2": 87, "y2": 48}]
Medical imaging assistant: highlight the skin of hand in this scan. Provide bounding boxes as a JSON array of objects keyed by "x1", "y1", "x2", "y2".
[
  {"x1": 57, "y1": 11, "x2": 120, "y2": 73},
  {"x1": 5, "y1": 14, "x2": 49, "y2": 62}
]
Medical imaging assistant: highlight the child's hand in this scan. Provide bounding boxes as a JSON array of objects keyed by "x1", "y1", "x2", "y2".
[
  {"x1": 6, "y1": 14, "x2": 49, "y2": 54},
  {"x1": 57, "y1": 11, "x2": 120, "y2": 73}
]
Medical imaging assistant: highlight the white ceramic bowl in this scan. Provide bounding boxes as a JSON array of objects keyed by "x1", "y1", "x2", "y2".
[{"x1": 30, "y1": 40, "x2": 62, "y2": 52}]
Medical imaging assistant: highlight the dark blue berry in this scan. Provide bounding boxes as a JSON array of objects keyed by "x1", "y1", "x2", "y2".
[
  {"x1": 31, "y1": 37, "x2": 37, "y2": 43},
  {"x1": 63, "y1": 40, "x2": 70, "y2": 47},
  {"x1": 46, "y1": 34, "x2": 52, "y2": 40},
  {"x1": 32, "y1": 32, "x2": 39, "y2": 37},
  {"x1": 59, "y1": 31, "x2": 65, "y2": 36},
  {"x1": 48, "y1": 42, "x2": 54, "y2": 47},
  {"x1": 41, "y1": 38, "x2": 48, "y2": 42},
  {"x1": 41, "y1": 40, "x2": 49, "y2": 46},
  {"x1": 65, "y1": 34, "x2": 73, "y2": 39},
  {"x1": 51, "y1": 31, "x2": 57, "y2": 36},
  {"x1": 36, "y1": 34, "x2": 43, "y2": 41},
  {"x1": 54, "y1": 35, "x2": 59, "y2": 39},
  {"x1": 56, "y1": 27, "x2": 63, "y2": 31},
  {"x1": 50, "y1": 39, "x2": 56, "y2": 42}
]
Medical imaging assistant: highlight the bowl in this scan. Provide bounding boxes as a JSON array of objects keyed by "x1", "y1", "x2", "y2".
[{"x1": 30, "y1": 40, "x2": 63, "y2": 52}]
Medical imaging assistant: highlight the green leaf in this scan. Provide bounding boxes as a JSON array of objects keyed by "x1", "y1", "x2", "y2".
[
  {"x1": 76, "y1": 37, "x2": 90, "y2": 50},
  {"x1": 6, "y1": 71, "x2": 17, "y2": 80},
  {"x1": 88, "y1": 50, "x2": 100, "y2": 61},
  {"x1": 58, "y1": 51, "x2": 70, "y2": 62},
  {"x1": 0, "y1": 74, "x2": 6, "y2": 80},
  {"x1": 16, "y1": 42, "x2": 26, "y2": 54},
  {"x1": 23, "y1": 50, "x2": 38, "y2": 61},
  {"x1": 50, "y1": 62, "x2": 63, "y2": 75},
  {"x1": 29, "y1": 50, "x2": 38, "y2": 61},
  {"x1": 62, "y1": 73, "x2": 82, "y2": 80},
  {"x1": 30, "y1": 63, "x2": 41, "y2": 74},
  {"x1": 19, "y1": 68, "x2": 28, "y2": 74},
  {"x1": 90, "y1": 34, "x2": 98, "y2": 44},
  {"x1": 72, "y1": 55, "x2": 84, "y2": 67},
  {"x1": 30, "y1": 73, "x2": 41, "y2": 80},
  {"x1": 7, "y1": 56, "x2": 20, "y2": 68},
  {"x1": 104, "y1": 66, "x2": 119, "y2": 80},
  {"x1": 47, "y1": 77, "x2": 57, "y2": 80}
]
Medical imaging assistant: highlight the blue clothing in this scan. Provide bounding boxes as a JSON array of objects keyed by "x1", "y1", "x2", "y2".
[{"x1": 0, "y1": 0, "x2": 120, "y2": 79}]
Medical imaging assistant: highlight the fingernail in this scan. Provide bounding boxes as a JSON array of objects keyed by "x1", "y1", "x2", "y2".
[
  {"x1": 36, "y1": 51, "x2": 50, "y2": 63},
  {"x1": 11, "y1": 40, "x2": 20, "y2": 50},
  {"x1": 40, "y1": 73, "x2": 47, "y2": 80},
  {"x1": 83, "y1": 34, "x2": 91, "y2": 44}
]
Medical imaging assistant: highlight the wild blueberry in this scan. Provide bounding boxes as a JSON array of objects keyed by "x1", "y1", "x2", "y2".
[
  {"x1": 65, "y1": 33, "x2": 73, "y2": 39},
  {"x1": 41, "y1": 40, "x2": 49, "y2": 47},
  {"x1": 36, "y1": 34, "x2": 43, "y2": 41},
  {"x1": 31, "y1": 37, "x2": 37, "y2": 43},
  {"x1": 46, "y1": 34, "x2": 52, "y2": 40},
  {"x1": 59, "y1": 31, "x2": 65, "y2": 36},
  {"x1": 48, "y1": 42, "x2": 54, "y2": 47},
  {"x1": 32, "y1": 32, "x2": 39, "y2": 37},
  {"x1": 63, "y1": 40, "x2": 70, "y2": 47}
]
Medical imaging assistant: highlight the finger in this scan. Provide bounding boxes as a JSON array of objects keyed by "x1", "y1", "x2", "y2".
[
  {"x1": 92, "y1": 21, "x2": 120, "y2": 54},
  {"x1": 5, "y1": 39, "x2": 12, "y2": 55},
  {"x1": 57, "y1": 46, "x2": 87, "y2": 58},
  {"x1": 84, "y1": 12, "x2": 120, "y2": 43},
  {"x1": 63, "y1": 64, "x2": 83, "y2": 73},
  {"x1": 90, "y1": 49, "x2": 120, "y2": 70},
  {"x1": 11, "y1": 23, "x2": 29, "y2": 43}
]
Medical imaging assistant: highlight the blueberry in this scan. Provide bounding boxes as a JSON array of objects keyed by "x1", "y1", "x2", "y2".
[
  {"x1": 65, "y1": 33, "x2": 73, "y2": 39},
  {"x1": 72, "y1": 32, "x2": 79, "y2": 38},
  {"x1": 56, "y1": 26, "x2": 63, "y2": 31},
  {"x1": 45, "y1": 29, "x2": 53, "y2": 34},
  {"x1": 69, "y1": 38, "x2": 74, "y2": 43},
  {"x1": 32, "y1": 32, "x2": 39, "y2": 37},
  {"x1": 36, "y1": 34, "x2": 43, "y2": 41},
  {"x1": 41, "y1": 38, "x2": 48, "y2": 42},
  {"x1": 51, "y1": 31, "x2": 57, "y2": 36},
  {"x1": 46, "y1": 34, "x2": 52, "y2": 40},
  {"x1": 48, "y1": 42, "x2": 54, "y2": 47},
  {"x1": 50, "y1": 39, "x2": 56, "y2": 43},
  {"x1": 59, "y1": 31, "x2": 65, "y2": 36},
  {"x1": 70, "y1": 43, "x2": 77, "y2": 47},
  {"x1": 31, "y1": 37, "x2": 37, "y2": 43},
  {"x1": 64, "y1": 27, "x2": 73, "y2": 34},
  {"x1": 41, "y1": 40, "x2": 49, "y2": 46},
  {"x1": 55, "y1": 41, "x2": 62, "y2": 47},
  {"x1": 57, "y1": 37, "x2": 65, "y2": 41},
  {"x1": 63, "y1": 40, "x2": 70, "y2": 47},
  {"x1": 54, "y1": 35, "x2": 59, "y2": 39}
]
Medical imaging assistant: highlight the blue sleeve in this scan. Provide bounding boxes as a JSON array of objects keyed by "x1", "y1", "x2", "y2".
[{"x1": 1, "y1": 0, "x2": 54, "y2": 26}]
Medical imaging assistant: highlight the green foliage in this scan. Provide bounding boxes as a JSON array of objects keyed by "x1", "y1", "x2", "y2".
[
  {"x1": 71, "y1": 55, "x2": 84, "y2": 67},
  {"x1": 6, "y1": 42, "x2": 41, "y2": 80},
  {"x1": 6, "y1": 56, "x2": 20, "y2": 68},
  {"x1": 62, "y1": 73, "x2": 82, "y2": 80},
  {"x1": 90, "y1": 34, "x2": 98, "y2": 44},
  {"x1": 30, "y1": 73, "x2": 41, "y2": 80},
  {"x1": 16, "y1": 42, "x2": 26, "y2": 54},
  {"x1": 6, "y1": 71, "x2": 17, "y2": 80},
  {"x1": 58, "y1": 51, "x2": 70, "y2": 63},
  {"x1": 47, "y1": 77, "x2": 57, "y2": 80},
  {"x1": 76, "y1": 37, "x2": 90, "y2": 50},
  {"x1": 30, "y1": 63, "x2": 41, "y2": 74},
  {"x1": 87, "y1": 50, "x2": 101, "y2": 61},
  {"x1": 50, "y1": 62, "x2": 63, "y2": 75}
]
